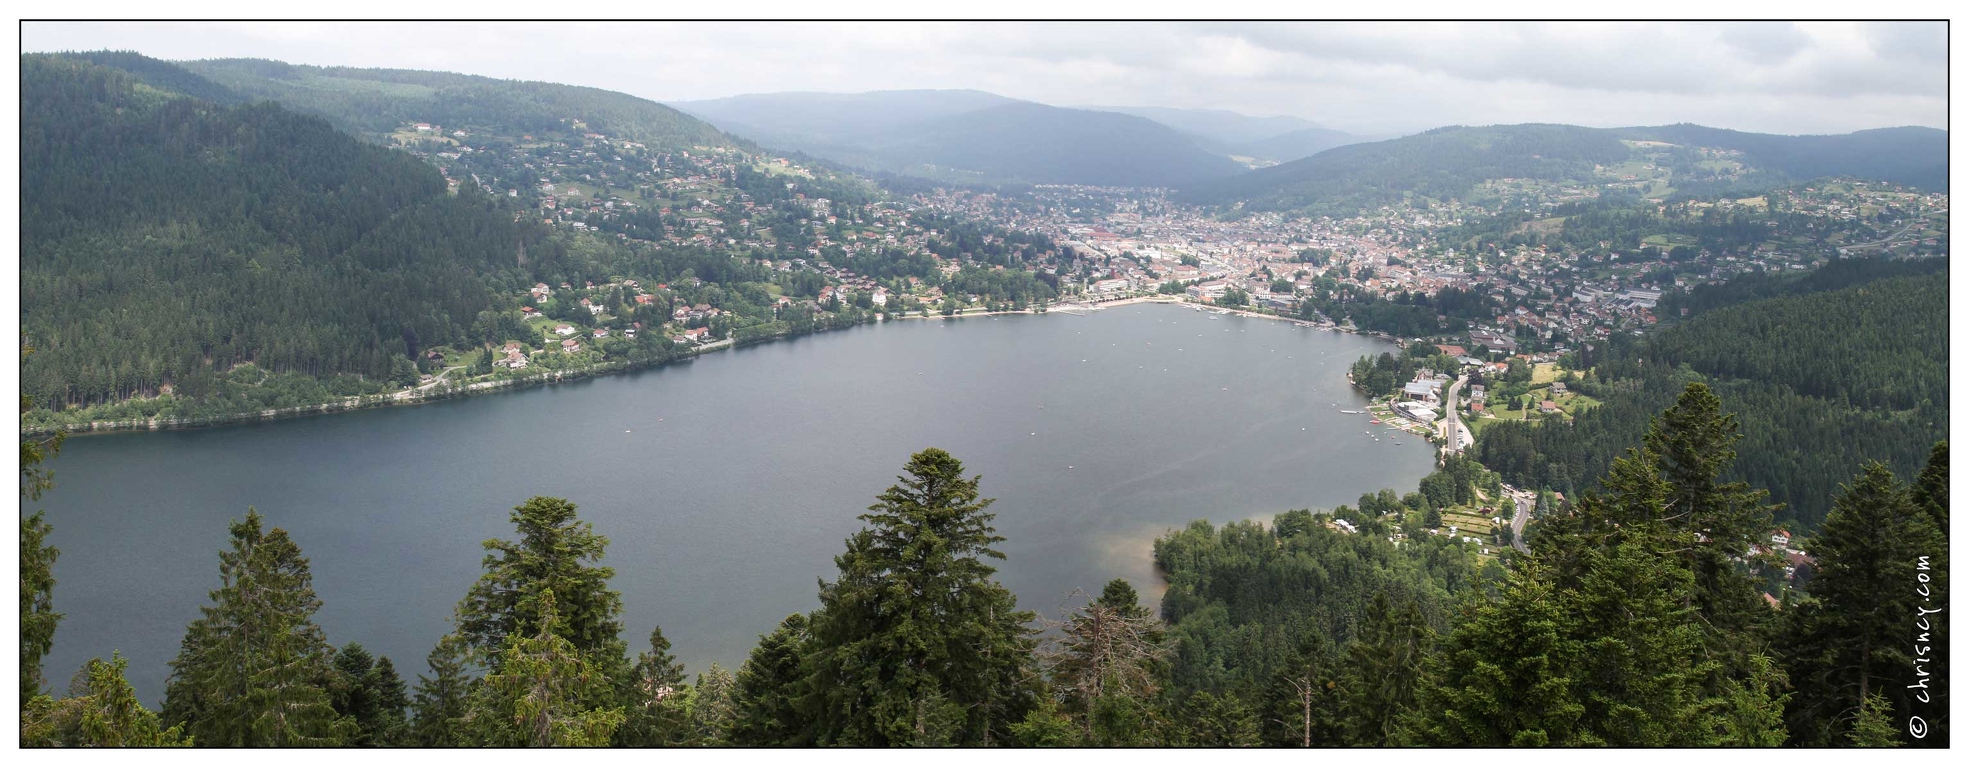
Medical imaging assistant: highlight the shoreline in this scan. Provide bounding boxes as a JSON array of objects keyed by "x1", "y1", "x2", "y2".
[{"x1": 25, "y1": 295, "x2": 1405, "y2": 439}]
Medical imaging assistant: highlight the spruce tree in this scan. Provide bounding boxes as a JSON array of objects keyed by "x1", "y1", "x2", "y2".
[
  {"x1": 1338, "y1": 591, "x2": 1433, "y2": 746},
  {"x1": 465, "y1": 590, "x2": 625, "y2": 747},
  {"x1": 455, "y1": 496, "x2": 626, "y2": 674},
  {"x1": 410, "y1": 633, "x2": 475, "y2": 746},
  {"x1": 1181, "y1": 691, "x2": 1262, "y2": 746},
  {"x1": 161, "y1": 510, "x2": 353, "y2": 746},
  {"x1": 798, "y1": 448, "x2": 1039, "y2": 746},
  {"x1": 369, "y1": 655, "x2": 412, "y2": 746},
  {"x1": 730, "y1": 613, "x2": 812, "y2": 746},
  {"x1": 1641, "y1": 383, "x2": 1779, "y2": 635},
  {"x1": 19, "y1": 512, "x2": 59, "y2": 706},
  {"x1": 617, "y1": 625, "x2": 693, "y2": 746},
  {"x1": 1412, "y1": 563, "x2": 1582, "y2": 746},
  {"x1": 688, "y1": 663, "x2": 738, "y2": 745},
  {"x1": 1911, "y1": 441, "x2": 1947, "y2": 534},
  {"x1": 1781, "y1": 463, "x2": 1944, "y2": 746},
  {"x1": 1262, "y1": 632, "x2": 1343, "y2": 747},
  {"x1": 1849, "y1": 693, "x2": 1901, "y2": 747},
  {"x1": 21, "y1": 653, "x2": 193, "y2": 746},
  {"x1": 19, "y1": 356, "x2": 65, "y2": 706}
]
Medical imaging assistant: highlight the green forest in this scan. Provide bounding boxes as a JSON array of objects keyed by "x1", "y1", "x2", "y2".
[
  {"x1": 1475, "y1": 261, "x2": 1947, "y2": 532},
  {"x1": 21, "y1": 380, "x2": 1948, "y2": 745},
  {"x1": 1182, "y1": 122, "x2": 1946, "y2": 216},
  {"x1": 18, "y1": 53, "x2": 1059, "y2": 431}
]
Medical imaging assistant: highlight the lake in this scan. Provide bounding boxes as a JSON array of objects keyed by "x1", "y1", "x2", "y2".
[{"x1": 32, "y1": 302, "x2": 1438, "y2": 703}]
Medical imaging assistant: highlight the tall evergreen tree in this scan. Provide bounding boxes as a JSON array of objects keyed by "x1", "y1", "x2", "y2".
[
  {"x1": 20, "y1": 653, "x2": 193, "y2": 747},
  {"x1": 160, "y1": 510, "x2": 353, "y2": 746},
  {"x1": 455, "y1": 496, "x2": 626, "y2": 676},
  {"x1": 729, "y1": 613, "x2": 811, "y2": 746},
  {"x1": 409, "y1": 633, "x2": 475, "y2": 747},
  {"x1": 1911, "y1": 441, "x2": 1948, "y2": 533},
  {"x1": 1642, "y1": 383, "x2": 1780, "y2": 635},
  {"x1": 1263, "y1": 632, "x2": 1343, "y2": 747},
  {"x1": 1781, "y1": 463, "x2": 1945, "y2": 746},
  {"x1": 1338, "y1": 591, "x2": 1433, "y2": 746},
  {"x1": 616, "y1": 625, "x2": 693, "y2": 746},
  {"x1": 1180, "y1": 691, "x2": 1262, "y2": 746},
  {"x1": 798, "y1": 448, "x2": 1039, "y2": 746},
  {"x1": 19, "y1": 513, "x2": 59, "y2": 707},
  {"x1": 464, "y1": 590, "x2": 625, "y2": 747},
  {"x1": 687, "y1": 663, "x2": 738, "y2": 745},
  {"x1": 1411, "y1": 563, "x2": 1583, "y2": 746},
  {"x1": 19, "y1": 345, "x2": 65, "y2": 706},
  {"x1": 369, "y1": 655, "x2": 412, "y2": 746}
]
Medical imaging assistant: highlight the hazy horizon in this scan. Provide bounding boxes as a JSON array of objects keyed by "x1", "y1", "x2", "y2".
[{"x1": 22, "y1": 21, "x2": 1948, "y2": 137}]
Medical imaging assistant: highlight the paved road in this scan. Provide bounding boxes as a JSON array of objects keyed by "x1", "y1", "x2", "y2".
[
  {"x1": 1505, "y1": 485, "x2": 1533, "y2": 553},
  {"x1": 1440, "y1": 374, "x2": 1472, "y2": 458}
]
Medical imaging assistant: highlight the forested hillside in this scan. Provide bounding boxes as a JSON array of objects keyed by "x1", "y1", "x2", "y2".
[
  {"x1": 868, "y1": 102, "x2": 1245, "y2": 187},
  {"x1": 673, "y1": 90, "x2": 1246, "y2": 188},
  {"x1": 1184, "y1": 122, "x2": 1948, "y2": 215},
  {"x1": 1183, "y1": 124, "x2": 1631, "y2": 214},
  {"x1": 1476, "y1": 260, "x2": 1947, "y2": 531},
  {"x1": 19, "y1": 54, "x2": 531, "y2": 413},
  {"x1": 1619, "y1": 124, "x2": 1948, "y2": 192},
  {"x1": 181, "y1": 58, "x2": 735, "y2": 149}
]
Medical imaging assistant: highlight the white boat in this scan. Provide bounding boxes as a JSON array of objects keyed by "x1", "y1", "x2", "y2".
[{"x1": 1339, "y1": 409, "x2": 1363, "y2": 414}]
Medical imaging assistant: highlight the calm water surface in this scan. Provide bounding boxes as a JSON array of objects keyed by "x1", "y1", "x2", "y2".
[{"x1": 35, "y1": 303, "x2": 1437, "y2": 702}]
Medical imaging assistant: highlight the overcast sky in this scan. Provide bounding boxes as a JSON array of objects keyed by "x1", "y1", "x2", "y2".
[{"x1": 21, "y1": 21, "x2": 1948, "y2": 136}]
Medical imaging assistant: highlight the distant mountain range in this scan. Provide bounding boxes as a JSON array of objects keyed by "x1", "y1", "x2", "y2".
[
  {"x1": 1182, "y1": 122, "x2": 1949, "y2": 214},
  {"x1": 674, "y1": 90, "x2": 1272, "y2": 187}
]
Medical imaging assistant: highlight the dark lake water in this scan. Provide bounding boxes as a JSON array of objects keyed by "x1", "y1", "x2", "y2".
[{"x1": 32, "y1": 302, "x2": 1437, "y2": 704}]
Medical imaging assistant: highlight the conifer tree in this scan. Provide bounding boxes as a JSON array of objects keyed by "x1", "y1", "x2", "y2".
[
  {"x1": 798, "y1": 448, "x2": 1039, "y2": 746},
  {"x1": 19, "y1": 513, "x2": 59, "y2": 706},
  {"x1": 1641, "y1": 383, "x2": 1780, "y2": 634},
  {"x1": 369, "y1": 655, "x2": 412, "y2": 746},
  {"x1": 19, "y1": 349, "x2": 65, "y2": 706},
  {"x1": 1911, "y1": 441, "x2": 1948, "y2": 534},
  {"x1": 455, "y1": 496, "x2": 625, "y2": 675},
  {"x1": 410, "y1": 633, "x2": 475, "y2": 746},
  {"x1": 1338, "y1": 591, "x2": 1433, "y2": 746},
  {"x1": 1412, "y1": 563, "x2": 1582, "y2": 746},
  {"x1": 617, "y1": 625, "x2": 693, "y2": 746},
  {"x1": 21, "y1": 653, "x2": 193, "y2": 747},
  {"x1": 1849, "y1": 693, "x2": 1901, "y2": 747},
  {"x1": 1263, "y1": 632, "x2": 1343, "y2": 747},
  {"x1": 1045, "y1": 580, "x2": 1169, "y2": 741},
  {"x1": 687, "y1": 663, "x2": 738, "y2": 745},
  {"x1": 465, "y1": 590, "x2": 625, "y2": 747},
  {"x1": 1181, "y1": 691, "x2": 1261, "y2": 746},
  {"x1": 729, "y1": 613, "x2": 811, "y2": 746},
  {"x1": 161, "y1": 510, "x2": 353, "y2": 746},
  {"x1": 1781, "y1": 463, "x2": 1944, "y2": 746}
]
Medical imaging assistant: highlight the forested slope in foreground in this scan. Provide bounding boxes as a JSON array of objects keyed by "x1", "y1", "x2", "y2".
[{"x1": 1476, "y1": 258, "x2": 1947, "y2": 532}]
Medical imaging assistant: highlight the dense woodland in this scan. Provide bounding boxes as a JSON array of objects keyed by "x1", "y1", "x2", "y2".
[
  {"x1": 179, "y1": 58, "x2": 735, "y2": 151},
  {"x1": 18, "y1": 53, "x2": 1059, "y2": 429},
  {"x1": 1476, "y1": 261, "x2": 1947, "y2": 532},
  {"x1": 21, "y1": 386, "x2": 1948, "y2": 746},
  {"x1": 1182, "y1": 122, "x2": 1946, "y2": 216}
]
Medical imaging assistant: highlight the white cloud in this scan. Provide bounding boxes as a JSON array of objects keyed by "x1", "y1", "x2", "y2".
[{"x1": 20, "y1": 20, "x2": 1946, "y2": 136}]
